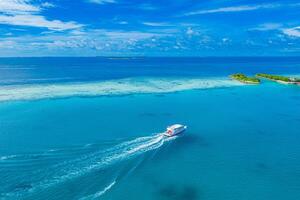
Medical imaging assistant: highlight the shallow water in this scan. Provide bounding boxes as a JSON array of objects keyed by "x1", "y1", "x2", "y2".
[{"x1": 0, "y1": 57, "x2": 300, "y2": 199}]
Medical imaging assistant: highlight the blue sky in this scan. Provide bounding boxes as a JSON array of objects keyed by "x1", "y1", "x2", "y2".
[{"x1": 0, "y1": 0, "x2": 300, "y2": 56}]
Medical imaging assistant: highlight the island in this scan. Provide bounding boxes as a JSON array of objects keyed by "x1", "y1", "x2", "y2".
[
  {"x1": 256, "y1": 73, "x2": 300, "y2": 85},
  {"x1": 230, "y1": 73, "x2": 260, "y2": 84}
]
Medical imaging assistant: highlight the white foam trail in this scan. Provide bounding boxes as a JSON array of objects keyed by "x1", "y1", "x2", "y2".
[
  {"x1": 79, "y1": 180, "x2": 116, "y2": 200},
  {"x1": 22, "y1": 133, "x2": 172, "y2": 195},
  {"x1": 0, "y1": 77, "x2": 243, "y2": 102},
  {"x1": 50, "y1": 135, "x2": 164, "y2": 184},
  {"x1": 0, "y1": 155, "x2": 17, "y2": 161},
  {"x1": 77, "y1": 136, "x2": 178, "y2": 200}
]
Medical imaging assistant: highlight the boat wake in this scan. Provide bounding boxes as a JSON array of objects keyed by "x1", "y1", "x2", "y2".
[
  {"x1": 79, "y1": 180, "x2": 116, "y2": 200},
  {"x1": 0, "y1": 133, "x2": 177, "y2": 199}
]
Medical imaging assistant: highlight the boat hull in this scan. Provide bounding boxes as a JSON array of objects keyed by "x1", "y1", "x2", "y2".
[{"x1": 163, "y1": 126, "x2": 187, "y2": 137}]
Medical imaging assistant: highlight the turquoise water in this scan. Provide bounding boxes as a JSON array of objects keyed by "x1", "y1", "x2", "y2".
[{"x1": 0, "y1": 58, "x2": 300, "y2": 199}]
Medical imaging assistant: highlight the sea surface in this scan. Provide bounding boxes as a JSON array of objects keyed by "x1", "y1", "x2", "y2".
[{"x1": 0, "y1": 57, "x2": 300, "y2": 200}]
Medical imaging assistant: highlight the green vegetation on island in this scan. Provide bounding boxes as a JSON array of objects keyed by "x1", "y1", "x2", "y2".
[
  {"x1": 230, "y1": 73, "x2": 260, "y2": 84},
  {"x1": 256, "y1": 73, "x2": 300, "y2": 84}
]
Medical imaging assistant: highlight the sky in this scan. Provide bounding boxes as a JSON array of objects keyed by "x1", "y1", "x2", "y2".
[{"x1": 0, "y1": 0, "x2": 300, "y2": 57}]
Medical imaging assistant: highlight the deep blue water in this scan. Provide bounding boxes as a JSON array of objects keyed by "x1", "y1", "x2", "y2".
[
  {"x1": 0, "y1": 57, "x2": 300, "y2": 200},
  {"x1": 1, "y1": 57, "x2": 300, "y2": 85}
]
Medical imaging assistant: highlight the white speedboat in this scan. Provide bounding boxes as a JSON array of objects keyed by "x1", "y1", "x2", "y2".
[{"x1": 164, "y1": 124, "x2": 187, "y2": 137}]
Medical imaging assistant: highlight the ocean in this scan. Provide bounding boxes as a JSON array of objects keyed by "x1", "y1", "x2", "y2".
[{"x1": 0, "y1": 57, "x2": 300, "y2": 200}]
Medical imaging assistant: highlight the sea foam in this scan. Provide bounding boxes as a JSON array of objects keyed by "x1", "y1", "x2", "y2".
[
  {"x1": 0, "y1": 77, "x2": 243, "y2": 102},
  {"x1": 79, "y1": 180, "x2": 116, "y2": 200},
  {"x1": 1, "y1": 133, "x2": 172, "y2": 198}
]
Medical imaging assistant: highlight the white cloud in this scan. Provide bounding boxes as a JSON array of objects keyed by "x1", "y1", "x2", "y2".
[
  {"x1": 88, "y1": 0, "x2": 116, "y2": 4},
  {"x1": 185, "y1": 4, "x2": 279, "y2": 16},
  {"x1": 0, "y1": 0, "x2": 40, "y2": 14},
  {"x1": 282, "y1": 26, "x2": 300, "y2": 37},
  {"x1": 250, "y1": 23, "x2": 300, "y2": 38},
  {"x1": 251, "y1": 23, "x2": 283, "y2": 31},
  {"x1": 117, "y1": 21, "x2": 128, "y2": 25},
  {"x1": 4, "y1": 32, "x2": 13, "y2": 36},
  {"x1": 0, "y1": 40, "x2": 16, "y2": 48},
  {"x1": 96, "y1": 29, "x2": 165, "y2": 40},
  {"x1": 186, "y1": 27, "x2": 194, "y2": 35},
  {"x1": 136, "y1": 4, "x2": 157, "y2": 11},
  {"x1": 70, "y1": 29, "x2": 86, "y2": 35},
  {"x1": 222, "y1": 38, "x2": 230, "y2": 43},
  {"x1": 142, "y1": 22, "x2": 172, "y2": 27},
  {"x1": 0, "y1": 14, "x2": 83, "y2": 31},
  {"x1": 0, "y1": 0, "x2": 83, "y2": 31},
  {"x1": 0, "y1": 28, "x2": 169, "y2": 52},
  {"x1": 41, "y1": 2, "x2": 55, "y2": 8}
]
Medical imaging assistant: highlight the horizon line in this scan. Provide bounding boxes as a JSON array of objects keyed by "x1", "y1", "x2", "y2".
[{"x1": 0, "y1": 56, "x2": 300, "y2": 58}]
